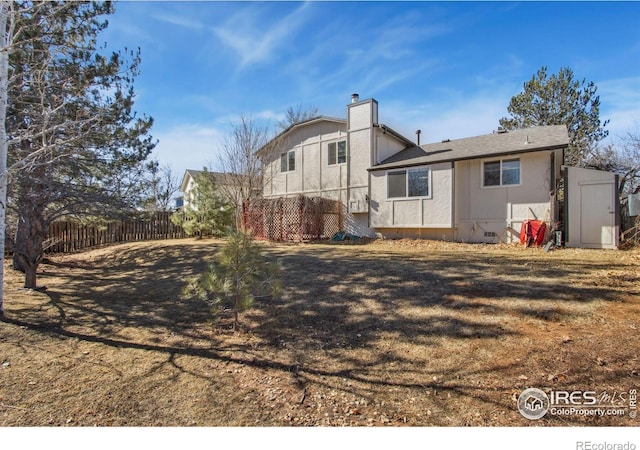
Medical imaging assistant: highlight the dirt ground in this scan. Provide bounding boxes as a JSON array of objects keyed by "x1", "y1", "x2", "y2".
[{"x1": 1, "y1": 238, "x2": 639, "y2": 427}]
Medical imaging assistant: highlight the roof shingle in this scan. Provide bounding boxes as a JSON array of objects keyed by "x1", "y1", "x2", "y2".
[{"x1": 371, "y1": 125, "x2": 569, "y2": 170}]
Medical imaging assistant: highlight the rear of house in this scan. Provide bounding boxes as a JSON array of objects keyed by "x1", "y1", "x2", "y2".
[
  {"x1": 369, "y1": 126, "x2": 567, "y2": 244},
  {"x1": 259, "y1": 95, "x2": 619, "y2": 248}
]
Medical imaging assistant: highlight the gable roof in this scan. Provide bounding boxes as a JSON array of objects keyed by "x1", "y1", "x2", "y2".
[
  {"x1": 279, "y1": 115, "x2": 346, "y2": 136},
  {"x1": 180, "y1": 169, "x2": 241, "y2": 193},
  {"x1": 257, "y1": 116, "x2": 347, "y2": 156},
  {"x1": 371, "y1": 125, "x2": 570, "y2": 171},
  {"x1": 374, "y1": 123, "x2": 416, "y2": 147}
]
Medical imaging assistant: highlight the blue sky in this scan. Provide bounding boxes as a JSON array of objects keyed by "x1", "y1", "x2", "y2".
[{"x1": 101, "y1": 1, "x2": 640, "y2": 179}]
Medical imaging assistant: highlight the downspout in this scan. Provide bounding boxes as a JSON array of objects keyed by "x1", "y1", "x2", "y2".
[
  {"x1": 615, "y1": 174, "x2": 621, "y2": 248},
  {"x1": 563, "y1": 166, "x2": 569, "y2": 245}
]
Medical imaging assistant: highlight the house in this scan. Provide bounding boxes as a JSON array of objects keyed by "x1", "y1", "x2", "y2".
[
  {"x1": 178, "y1": 169, "x2": 254, "y2": 211},
  {"x1": 178, "y1": 169, "x2": 227, "y2": 210},
  {"x1": 261, "y1": 95, "x2": 619, "y2": 248}
]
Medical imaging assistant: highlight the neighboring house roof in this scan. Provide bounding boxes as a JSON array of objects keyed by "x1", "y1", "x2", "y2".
[
  {"x1": 371, "y1": 125, "x2": 570, "y2": 171},
  {"x1": 180, "y1": 170, "x2": 243, "y2": 193}
]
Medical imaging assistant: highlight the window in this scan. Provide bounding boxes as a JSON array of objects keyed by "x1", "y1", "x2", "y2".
[
  {"x1": 328, "y1": 140, "x2": 347, "y2": 165},
  {"x1": 483, "y1": 158, "x2": 520, "y2": 187},
  {"x1": 280, "y1": 150, "x2": 295, "y2": 172},
  {"x1": 387, "y1": 167, "x2": 430, "y2": 199}
]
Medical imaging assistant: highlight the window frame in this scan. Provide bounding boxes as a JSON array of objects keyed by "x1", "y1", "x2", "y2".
[
  {"x1": 328, "y1": 140, "x2": 347, "y2": 166},
  {"x1": 482, "y1": 157, "x2": 521, "y2": 188},
  {"x1": 386, "y1": 166, "x2": 432, "y2": 200},
  {"x1": 280, "y1": 150, "x2": 296, "y2": 173}
]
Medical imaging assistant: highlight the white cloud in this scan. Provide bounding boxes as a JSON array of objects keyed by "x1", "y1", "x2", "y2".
[
  {"x1": 598, "y1": 77, "x2": 640, "y2": 137},
  {"x1": 213, "y1": 2, "x2": 313, "y2": 69},
  {"x1": 152, "y1": 13, "x2": 204, "y2": 30},
  {"x1": 380, "y1": 89, "x2": 515, "y2": 145},
  {"x1": 151, "y1": 124, "x2": 227, "y2": 178},
  {"x1": 284, "y1": 9, "x2": 451, "y2": 99},
  {"x1": 254, "y1": 109, "x2": 286, "y2": 123}
]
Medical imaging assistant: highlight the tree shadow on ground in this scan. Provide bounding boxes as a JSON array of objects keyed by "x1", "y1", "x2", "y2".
[{"x1": 2, "y1": 240, "x2": 637, "y2": 425}]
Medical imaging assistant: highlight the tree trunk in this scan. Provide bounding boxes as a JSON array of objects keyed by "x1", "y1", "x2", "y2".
[
  {"x1": 22, "y1": 259, "x2": 37, "y2": 289},
  {"x1": 12, "y1": 206, "x2": 46, "y2": 289},
  {"x1": 0, "y1": 1, "x2": 14, "y2": 315}
]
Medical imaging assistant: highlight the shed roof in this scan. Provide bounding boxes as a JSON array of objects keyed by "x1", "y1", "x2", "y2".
[{"x1": 371, "y1": 125, "x2": 570, "y2": 171}]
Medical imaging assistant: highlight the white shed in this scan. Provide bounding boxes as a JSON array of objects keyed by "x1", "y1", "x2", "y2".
[{"x1": 565, "y1": 166, "x2": 619, "y2": 249}]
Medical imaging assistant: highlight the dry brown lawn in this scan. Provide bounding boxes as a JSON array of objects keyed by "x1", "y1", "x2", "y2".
[{"x1": 1, "y1": 238, "x2": 639, "y2": 427}]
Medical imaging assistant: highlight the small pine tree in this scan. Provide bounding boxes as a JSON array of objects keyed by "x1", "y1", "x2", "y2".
[{"x1": 186, "y1": 232, "x2": 282, "y2": 330}]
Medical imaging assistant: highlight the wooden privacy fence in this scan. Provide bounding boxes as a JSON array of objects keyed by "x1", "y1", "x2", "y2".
[
  {"x1": 45, "y1": 211, "x2": 187, "y2": 253},
  {"x1": 242, "y1": 195, "x2": 343, "y2": 242}
]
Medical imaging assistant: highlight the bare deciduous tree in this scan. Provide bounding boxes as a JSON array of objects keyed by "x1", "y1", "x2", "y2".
[
  {"x1": 216, "y1": 105, "x2": 320, "y2": 230},
  {"x1": 216, "y1": 114, "x2": 273, "y2": 228},
  {"x1": 143, "y1": 161, "x2": 181, "y2": 211},
  {"x1": 276, "y1": 103, "x2": 319, "y2": 130},
  {"x1": 586, "y1": 128, "x2": 640, "y2": 196}
]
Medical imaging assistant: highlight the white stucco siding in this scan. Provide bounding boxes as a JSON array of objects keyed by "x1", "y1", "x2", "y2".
[
  {"x1": 393, "y1": 200, "x2": 421, "y2": 225},
  {"x1": 349, "y1": 101, "x2": 372, "y2": 132},
  {"x1": 424, "y1": 163, "x2": 454, "y2": 226},
  {"x1": 303, "y1": 143, "x2": 320, "y2": 192},
  {"x1": 455, "y1": 150, "x2": 554, "y2": 243},
  {"x1": 346, "y1": 99, "x2": 377, "y2": 214},
  {"x1": 375, "y1": 130, "x2": 407, "y2": 164},
  {"x1": 349, "y1": 129, "x2": 371, "y2": 187},
  {"x1": 369, "y1": 162, "x2": 453, "y2": 228},
  {"x1": 286, "y1": 123, "x2": 346, "y2": 148},
  {"x1": 262, "y1": 120, "x2": 347, "y2": 198}
]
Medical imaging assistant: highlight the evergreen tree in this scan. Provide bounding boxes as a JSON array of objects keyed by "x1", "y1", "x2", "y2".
[
  {"x1": 171, "y1": 168, "x2": 234, "y2": 237},
  {"x1": 4, "y1": 2, "x2": 155, "y2": 289},
  {"x1": 499, "y1": 66, "x2": 609, "y2": 167},
  {"x1": 185, "y1": 232, "x2": 282, "y2": 330}
]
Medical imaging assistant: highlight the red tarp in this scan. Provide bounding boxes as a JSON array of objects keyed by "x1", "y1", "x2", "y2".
[{"x1": 520, "y1": 220, "x2": 546, "y2": 247}]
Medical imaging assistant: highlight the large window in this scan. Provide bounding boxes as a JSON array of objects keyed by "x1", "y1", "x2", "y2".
[
  {"x1": 387, "y1": 167, "x2": 430, "y2": 198},
  {"x1": 280, "y1": 150, "x2": 295, "y2": 173},
  {"x1": 483, "y1": 158, "x2": 520, "y2": 187},
  {"x1": 328, "y1": 140, "x2": 347, "y2": 165}
]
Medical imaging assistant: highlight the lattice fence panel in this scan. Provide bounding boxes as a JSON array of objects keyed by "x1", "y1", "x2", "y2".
[{"x1": 242, "y1": 195, "x2": 343, "y2": 242}]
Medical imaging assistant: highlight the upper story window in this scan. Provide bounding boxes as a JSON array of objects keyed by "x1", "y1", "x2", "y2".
[
  {"x1": 387, "y1": 166, "x2": 430, "y2": 199},
  {"x1": 483, "y1": 158, "x2": 520, "y2": 187},
  {"x1": 328, "y1": 140, "x2": 347, "y2": 165},
  {"x1": 280, "y1": 150, "x2": 295, "y2": 173}
]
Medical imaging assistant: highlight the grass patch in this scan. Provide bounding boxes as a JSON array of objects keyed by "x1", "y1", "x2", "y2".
[{"x1": 1, "y1": 238, "x2": 639, "y2": 426}]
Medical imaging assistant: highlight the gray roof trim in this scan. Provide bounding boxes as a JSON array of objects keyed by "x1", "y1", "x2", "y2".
[
  {"x1": 369, "y1": 125, "x2": 569, "y2": 171},
  {"x1": 279, "y1": 115, "x2": 346, "y2": 136},
  {"x1": 257, "y1": 116, "x2": 346, "y2": 156},
  {"x1": 373, "y1": 123, "x2": 416, "y2": 147}
]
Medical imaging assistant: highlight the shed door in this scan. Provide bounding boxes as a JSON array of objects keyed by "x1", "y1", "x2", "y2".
[{"x1": 580, "y1": 183, "x2": 616, "y2": 246}]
